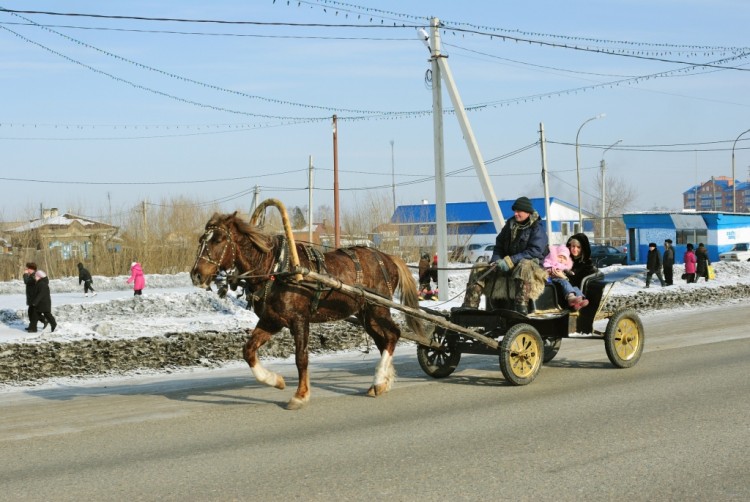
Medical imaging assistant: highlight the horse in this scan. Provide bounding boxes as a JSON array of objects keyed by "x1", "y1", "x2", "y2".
[{"x1": 190, "y1": 211, "x2": 424, "y2": 410}]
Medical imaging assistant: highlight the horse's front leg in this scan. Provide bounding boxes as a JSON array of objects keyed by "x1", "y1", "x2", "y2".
[
  {"x1": 287, "y1": 319, "x2": 311, "y2": 410},
  {"x1": 243, "y1": 325, "x2": 285, "y2": 391}
]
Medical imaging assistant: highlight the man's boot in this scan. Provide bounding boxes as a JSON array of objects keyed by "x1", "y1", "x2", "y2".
[{"x1": 461, "y1": 283, "x2": 483, "y2": 309}]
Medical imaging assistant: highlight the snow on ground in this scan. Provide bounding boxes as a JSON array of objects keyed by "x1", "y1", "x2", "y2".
[{"x1": 2, "y1": 261, "x2": 749, "y2": 345}]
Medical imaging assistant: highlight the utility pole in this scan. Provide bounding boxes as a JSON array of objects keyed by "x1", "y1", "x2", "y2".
[
  {"x1": 539, "y1": 123, "x2": 552, "y2": 240},
  {"x1": 390, "y1": 139, "x2": 396, "y2": 214},
  {"x1": 250, "y1": 185, "x2": 260, "y2": 216},
  {"x1": 308, "y1": 155, "x2": 314, "y2": 245},
  {"x1": 422, "y1": 18, "x2": 504, "y2": 291},
  {"x1": 141, "y1": 200, "x2": 148, "y2": 243},
  {"x1": 332, "y1": 115, "x2": 340, "y2": 248}
]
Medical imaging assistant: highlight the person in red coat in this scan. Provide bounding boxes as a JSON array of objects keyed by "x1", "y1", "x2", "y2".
[
  {"x1": 126, "y1": 262, "x2": 146, "y2": 296},
  {"x1": 683, "y1": 244, "x2": 697, "y2": 284}
]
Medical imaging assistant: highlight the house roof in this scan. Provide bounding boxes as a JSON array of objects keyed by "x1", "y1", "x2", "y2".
[
  {"x1": 391, "y1": 197, "x2": 588, "y2": 224},
  {"x1": 9, "y1": 213, "x2": 115, "y2": 232}
]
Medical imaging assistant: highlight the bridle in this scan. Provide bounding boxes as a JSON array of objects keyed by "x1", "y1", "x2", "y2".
[{"x1": 194, "y1": 225, "x2": 238, "y2": 277}]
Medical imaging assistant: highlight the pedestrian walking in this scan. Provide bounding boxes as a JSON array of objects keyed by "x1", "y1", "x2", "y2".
[
  {"x1": 663, "y1": 239, "x2": 675, "y2": 286},
  {"x1": 126, "y1": 261, "x2": 146, "y2": 296},
  {"x1": 23, "y1": 262, "x2": 39, "y2": 332},
  {"x1": 684, "y1": 243, "x2": 697, "y2": 283},
  {"x1": 32, "y1": 270, "x2": 57, "y2": 332},
  {"x1": 77, "y1": 262, "x2": 97, "y2": 297},
  {"x1": 695, "y1": 243, "x2": 710, "y2": 282},
  {"x1": 645, "y1": 242, "x2": 665, "y2": 288}
]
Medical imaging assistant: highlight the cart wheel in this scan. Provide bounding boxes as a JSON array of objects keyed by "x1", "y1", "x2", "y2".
[
  {"x1": 543, "y1": 337, "x2": 562, "y2": 363},
  {"x1": 604, "y1": 309, "x2": 644, "y2": 368},
  {"x1": 499, "y1": 323, "x2": 543, "y2": 385},
  {"x1": 416, "y1": 326, "x2": 461, "y2": 378}
]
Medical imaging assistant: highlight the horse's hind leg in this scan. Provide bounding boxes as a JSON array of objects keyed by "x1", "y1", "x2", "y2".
[
  {"x1": 361, "y1": 307, "x2": 400, "y2": 397},
  {"x1": 243, "y1": 325, "x2": 286, "y2": 390}
]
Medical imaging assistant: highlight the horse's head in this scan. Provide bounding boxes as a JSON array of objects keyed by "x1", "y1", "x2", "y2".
[{"x1": 190, "y1": 213, "x2": 239, "y2": 289}]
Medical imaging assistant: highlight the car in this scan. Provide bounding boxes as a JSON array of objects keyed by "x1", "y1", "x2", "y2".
[
  {"x1": 465, "y1": 242, "x2": 494, "y2": 263},
  {"x1": 476, "y1": 244, "x2": 495, "y2": 263},
  {"x1": 590, "y1": 245, "x2": 628, "y2": 267},
  {"x1": 719, "y1": 243, "x2": 750, "y2": 262}
]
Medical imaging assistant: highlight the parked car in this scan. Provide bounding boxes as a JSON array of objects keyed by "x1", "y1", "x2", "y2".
[
  {"x1": 719, "y1": 243, "x2": 750, "y2": 262},
  {"x1": 465, "y1": 242, "x2": 494, "y2": 263},
  {"x1": 476, "y1": 244, "x2": 495, "y2": 263},
  {"x1": 590, "y1": 245, "x2": 628, "y2": 267}
]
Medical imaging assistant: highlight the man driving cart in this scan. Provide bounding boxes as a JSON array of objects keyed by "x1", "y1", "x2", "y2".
[{"x1": 461, "y1": 196, "x2": 548, "y2": 314}]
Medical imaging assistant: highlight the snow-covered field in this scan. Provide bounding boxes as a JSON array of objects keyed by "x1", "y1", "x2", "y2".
[{"x1": 1, "y1": 260, "x2": 749, "y2": 391}]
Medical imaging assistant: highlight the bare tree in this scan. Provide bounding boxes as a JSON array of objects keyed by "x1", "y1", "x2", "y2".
[{"x1": 590, "y1": 172, "x2": 637, "y2": 244}]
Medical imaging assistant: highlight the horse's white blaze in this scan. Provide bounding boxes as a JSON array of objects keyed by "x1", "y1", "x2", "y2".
[
  {"x1": 373, "y1": 352, "x2": 394, "y2": 388},
  {"x1": 251, "y1": 363, "x2": 279, "y2": 388}
]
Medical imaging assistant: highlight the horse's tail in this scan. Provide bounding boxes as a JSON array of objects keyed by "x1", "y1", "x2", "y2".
[{"x1": 393, "y1": 256, "x2": 425, "y2": 338}]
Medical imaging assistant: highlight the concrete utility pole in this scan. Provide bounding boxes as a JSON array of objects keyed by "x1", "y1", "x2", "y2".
[
  {"x1": 390, "y1": 140, "x2": 396, "y2": 214},
  {"x1": 539, "y1": 123, "x2": 552, "y2": 240},
  {"x1": 332, "y1": 115, "x2": 340, "y2": 248},
  {"x1": 600, "y1": 139, "x2": 622, "y2": 244},
  {"x1": 250, "y1": 185, "x2": 261, "y2": 216},
  {"x1": 422, "y1": 18, "x2": 504, "y2": 291},
  {"x1": 308, "y1": 155, "x2": 314, "y2": 244}
]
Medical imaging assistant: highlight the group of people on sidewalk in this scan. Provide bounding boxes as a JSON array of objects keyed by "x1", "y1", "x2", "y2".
[
  {"x1": 645, "y1": 240, "x2": 711, "y2": 287},
  {"x1": 21, "y1": 261, "x2": 147, "y2": 333}
]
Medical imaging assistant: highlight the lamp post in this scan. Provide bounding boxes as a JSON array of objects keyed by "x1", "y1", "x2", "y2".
[
  {"x1": 731, "y1": 128, "x2": 750, "y2": 212},
  {"x1": 600, "y1": 139, "x2": 622, "y2": 243},
  {"x1": 575, "y1": 113, "x2": 605, "y2": 229}
]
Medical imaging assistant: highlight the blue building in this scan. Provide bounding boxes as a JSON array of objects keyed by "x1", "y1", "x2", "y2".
[
  {"x1": 390, "y1": 197, "x2": 596, "y2": 250},
  {"x1": 622, "y1": 211, "x2": 750, "y2": 263}
]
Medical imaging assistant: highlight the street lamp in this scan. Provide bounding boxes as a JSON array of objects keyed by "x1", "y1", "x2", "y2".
[
  {"x1": 731, "y1": 128, "x2": 750, "y2": 212},
  {"x1": 576, "y1": 113, "x2": 605, "y2": 229},
  {"x1": 600, "y1": 139, "x2": 622, "y2": 243}
]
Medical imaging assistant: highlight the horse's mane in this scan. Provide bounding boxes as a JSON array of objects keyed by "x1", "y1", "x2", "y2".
[{"x1": 208, "y1": 212, "x2": 273, "y2": 254}]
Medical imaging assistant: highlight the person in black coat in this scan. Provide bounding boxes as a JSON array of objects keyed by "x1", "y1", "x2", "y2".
[
  {"x1": 23, "y1": 262, "x2": 39, "y2": 332},
  {"x1": 663, "y1": 239, "x2": 675, "y2": 286},
  {"x1": 31, "y1": 270, "x2": 57, "y2": 332},
  {"x1": 77, "y1": 262, "x2": 97, "y2": 297},
  {"x1": 645, "y1": 242, "x2": 665, "y2": 288},
  {"x1": 695, "y1": 243, "x2": 710, "y2": 282},
  {"x1": 564, "y1": 233, "x2": 599, "y2": 290},
  {"x1": 462, "y1": 196, "x2": 548, "y2": 313}
]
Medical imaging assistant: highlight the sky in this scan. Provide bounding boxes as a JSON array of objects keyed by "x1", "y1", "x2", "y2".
[{"x1": 1, "y1": 1, "x2": 749, "y2": 224}]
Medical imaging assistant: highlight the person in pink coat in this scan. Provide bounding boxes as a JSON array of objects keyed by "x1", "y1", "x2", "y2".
[
  {"x1": 126, "y1": 262, "x2": 146, "y2": 295},
  {"x1": 683, "y1": 243, "x2": 697, "y2": 284}
]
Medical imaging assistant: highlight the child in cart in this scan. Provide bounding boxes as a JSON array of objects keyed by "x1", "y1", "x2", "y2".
[{"x1": 543, "y1": 244, "x2": 589, "y2": 310}]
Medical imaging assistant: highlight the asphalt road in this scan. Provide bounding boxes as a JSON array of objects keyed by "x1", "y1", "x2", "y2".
[{"x1": 1, "y1": 304, "x2": 749, "y2": 501}]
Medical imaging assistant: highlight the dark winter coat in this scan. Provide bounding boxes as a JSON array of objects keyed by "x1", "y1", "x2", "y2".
[
  {"x1": 646, "y1": 248, "x2": 662, "y2": 272},
  {"x1": 491, "y1": 212, "x2": 548, "y2": 266},
  {"x1": 32, "y1": 276, "x2": 52, "y2": 312},
  {"x1": 696, "y1": 245, "x2": 710, "y2": 277},
  {"x1": 565, "y1": 233, "x2": 599, "y2": 289},
  {"x1": 23, "y1": 272, "x2": 37, "y2": 306},
  {"x1": 77, "y1": 264, "x2": 93, "y2": 284},
  {"x1": 663, "y1": 247, "x2": 675, "y2": 268}
]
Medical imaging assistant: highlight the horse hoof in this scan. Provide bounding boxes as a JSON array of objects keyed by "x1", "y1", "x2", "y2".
[
  {"x1": 275, "y1": 376, "x2": 286, "y2": 390},
  {"x1": 285, "y1": 396, "x2": 307, "y2": 410},
  {"x1": 367, "y1": 384, "x2": 387, "y2": 397}
]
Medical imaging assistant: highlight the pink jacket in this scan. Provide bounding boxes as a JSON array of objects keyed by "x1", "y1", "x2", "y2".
[
  {"x1": 683, "y1": 251, "x2": 697, "y2": 274},
  {"x1": 543, "y1": 244, "x2": 573, "y2": 272},
  {"x1": 126, "y1": 262, "x2": 146, "y2": 290}
]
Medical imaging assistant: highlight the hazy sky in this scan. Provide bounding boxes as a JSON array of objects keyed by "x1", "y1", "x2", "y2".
[{"x1": 1, "y1": 0, "x2": 748, "y2": 222}]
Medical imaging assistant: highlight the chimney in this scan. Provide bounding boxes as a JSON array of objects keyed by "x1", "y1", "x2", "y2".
[
  {"x1": 51, "y1": 208, "x2": 59, "y2": 217},
  {"x1": 42, "y1": 209, "x2": 51, "y2": 219}
]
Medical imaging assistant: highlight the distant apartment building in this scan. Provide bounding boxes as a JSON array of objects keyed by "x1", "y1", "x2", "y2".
[{"x1": 683, "y1": 176, "x2": 750, "y2": 212}]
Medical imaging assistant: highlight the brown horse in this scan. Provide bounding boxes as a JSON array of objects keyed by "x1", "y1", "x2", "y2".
[{"x1": 190, "y1": 212, "x2": 424, "y2": 409}]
